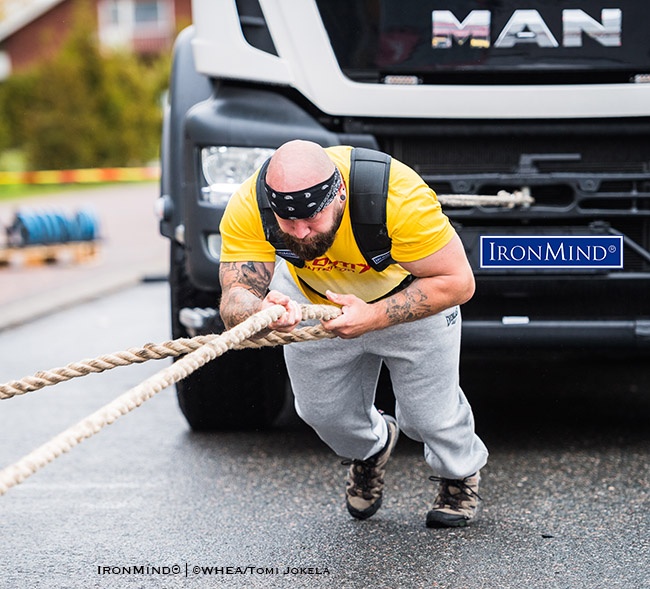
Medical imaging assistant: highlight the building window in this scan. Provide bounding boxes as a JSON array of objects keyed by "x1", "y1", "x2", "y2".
[
  {"x1": 135, "y1": 2, "x2": 161, "y2": 25},
  {"x1": 106, "y1": 0, "x2": 120, "y2": 25},
  {"x1": 97, "y1": 0, "x2": 175, "y2": 52}
]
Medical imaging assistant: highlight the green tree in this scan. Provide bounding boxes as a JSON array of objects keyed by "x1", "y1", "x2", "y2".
[
  {"x1": 3, "y1": 2, "x2": 169, "y2": 170},
  {"x1": 0, "y1": 68, "x2": 39, "y2": 153}
]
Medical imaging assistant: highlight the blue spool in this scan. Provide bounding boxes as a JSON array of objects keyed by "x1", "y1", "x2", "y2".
[{"x1": 10, "y1": 209, "x2": 100, "y2": 247}]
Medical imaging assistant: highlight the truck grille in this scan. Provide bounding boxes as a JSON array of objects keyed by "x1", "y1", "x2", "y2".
[
  {"x1": 384, "y1": 132, "x2": 650, "y2": 176},
  {"x1": 377, "y1": 131, "x2": 650, "y2": 273}
]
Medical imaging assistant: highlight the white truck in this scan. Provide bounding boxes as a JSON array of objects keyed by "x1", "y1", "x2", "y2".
[{"x1": 158, "y1": 0, "x2": 650, "y2": 430}]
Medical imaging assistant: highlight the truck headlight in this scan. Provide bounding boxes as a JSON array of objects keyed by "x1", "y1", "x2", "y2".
[{"x1": 200, "y1": 146, "x2": 275, "y2": 205}]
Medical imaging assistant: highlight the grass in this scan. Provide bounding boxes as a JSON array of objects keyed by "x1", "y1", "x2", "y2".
[
  {"x1": 1, "y1": 184, "x2": 87, "y2": 201},
  {"x1": 0, "y1": 183, "x2": 109, "y2": 202},
  {"x1": 0, "y1": 181, "x2": 158, "y2": 203}
]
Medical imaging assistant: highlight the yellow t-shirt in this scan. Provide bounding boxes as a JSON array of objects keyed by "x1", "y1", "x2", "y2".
[{"x1": 220, "y1": 146, "x2": 455, "y2": 304}]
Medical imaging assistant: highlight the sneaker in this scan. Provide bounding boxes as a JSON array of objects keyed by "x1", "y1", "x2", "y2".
[
  {"x1": 344, "y1": 414, "x2": 399, "y2": 520},
  {"x1": 426, "y1": 471, "x2": 482, "y2": 528}
]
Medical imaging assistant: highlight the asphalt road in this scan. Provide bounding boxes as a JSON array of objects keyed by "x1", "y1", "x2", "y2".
[{"x1": 0, "y1": 281, "x2": 648, "y2": 589}]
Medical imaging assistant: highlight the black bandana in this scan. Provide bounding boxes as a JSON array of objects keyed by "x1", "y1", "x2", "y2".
[{"x1": 264, "y1": 168, "x2": 341, "y2": 220}]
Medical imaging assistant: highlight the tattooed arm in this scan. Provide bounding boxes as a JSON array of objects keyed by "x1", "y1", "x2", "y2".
[
  {"x1": 321, "y1": 234, "x2": 475, "y2": 339},
  {"x1": 219, "y1": 261, "x2": 302, "y2": 332}
]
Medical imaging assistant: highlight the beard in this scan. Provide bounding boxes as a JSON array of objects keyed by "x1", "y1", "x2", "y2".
[{"x1": 277, "y1": 206, "x2": 344, "y2": 261}]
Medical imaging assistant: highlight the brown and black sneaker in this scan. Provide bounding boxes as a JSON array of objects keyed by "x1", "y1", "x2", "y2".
[
  {"x1": 344, "y1": 414, "x2": 399, "y2": 520},
  {"x1": 426, "y1": 471, "x2": 482, "y2": 528}
]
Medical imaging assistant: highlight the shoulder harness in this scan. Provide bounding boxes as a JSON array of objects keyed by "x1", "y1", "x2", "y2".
[{"x1": 255, "y1": 147, "x2": 393, "y2": 272}]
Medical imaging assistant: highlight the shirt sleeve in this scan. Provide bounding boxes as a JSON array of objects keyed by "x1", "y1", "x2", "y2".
[
  {"x1": 219, "y1": 173, "x2": 278, "y2": 263},
  {"x1": 386, "y1": 158, "x2": 456, "y2": 263}
]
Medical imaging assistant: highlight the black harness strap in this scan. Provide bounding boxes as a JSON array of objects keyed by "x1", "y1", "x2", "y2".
[{"x1": 348, "y1": 147, "x2": 393, "y2": 271}]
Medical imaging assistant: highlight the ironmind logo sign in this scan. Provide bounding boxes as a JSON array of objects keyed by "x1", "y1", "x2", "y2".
[{"x1": 480, "y1": 236, "x2": 624, "y2": 269}]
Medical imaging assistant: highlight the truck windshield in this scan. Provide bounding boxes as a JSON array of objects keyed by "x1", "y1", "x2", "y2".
[{"x1": 315, "y1": 0, "x2": 649, "y2": 84}]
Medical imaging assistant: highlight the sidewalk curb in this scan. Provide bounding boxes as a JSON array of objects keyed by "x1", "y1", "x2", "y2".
[{"x1": 0, "y1": 266, "x2": 168, "y2": 332}]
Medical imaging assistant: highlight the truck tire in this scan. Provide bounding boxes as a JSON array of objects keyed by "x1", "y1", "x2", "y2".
[{"x1": 169, "y1": 242, "x2": 288, "y2": 430}]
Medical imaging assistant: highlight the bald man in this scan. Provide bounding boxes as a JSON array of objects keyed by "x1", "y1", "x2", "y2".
[{"x1": 218, "y1": 140, "x2": 488, "y2": 528}]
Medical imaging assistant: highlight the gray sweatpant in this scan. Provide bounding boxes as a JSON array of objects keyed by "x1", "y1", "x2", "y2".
[{"x1": 271, "y1": 261, "x2": 488, "y2": 479}]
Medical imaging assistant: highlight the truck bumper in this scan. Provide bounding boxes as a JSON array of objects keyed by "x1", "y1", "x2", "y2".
[{"x1": 462, "y1": 319, "x2": 650, "y2": 349}]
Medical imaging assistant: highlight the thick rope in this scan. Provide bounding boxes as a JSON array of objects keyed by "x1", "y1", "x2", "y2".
[
  {"x1": 0, "y1": 304, "x2": 339, "y2": 400},
  {"x1": 0, "y1": 304, "x2": 340, "y2": 496},
  {"x1": 438, "y1": 190, "x2": 534, "y2": 208}
]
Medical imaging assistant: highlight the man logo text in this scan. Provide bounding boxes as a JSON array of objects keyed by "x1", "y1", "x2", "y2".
[{"x1": 432, "y1": 9, "x2": 622, "y2": 49}]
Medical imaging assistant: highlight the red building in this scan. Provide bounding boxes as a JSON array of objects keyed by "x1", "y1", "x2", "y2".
[{"x1": 0, "y1": 0, "x2": 192, "y2": 79}]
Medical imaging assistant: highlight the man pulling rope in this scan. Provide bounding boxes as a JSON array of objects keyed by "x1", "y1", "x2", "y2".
[{"x1": 218, "y1": 140, "x2": 489, "y2": 528}]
